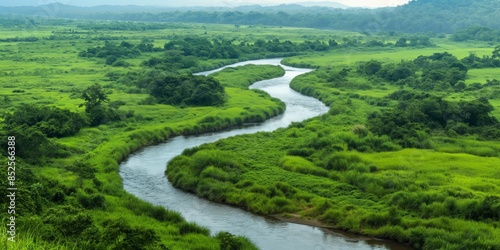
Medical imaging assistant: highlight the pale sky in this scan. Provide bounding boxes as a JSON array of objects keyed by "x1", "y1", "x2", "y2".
[{"x1": 2, "y1": 0, "x2": 411, "y2": 8}]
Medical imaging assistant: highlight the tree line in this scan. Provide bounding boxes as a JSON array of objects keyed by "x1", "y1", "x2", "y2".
[
  {"x1": 368, "y1": 91, "x2": 499, "y2": 148},
  {"x1": 1, "y1": 83, "x2": 129, "y2": 162},
  {"x1": 357, "y1": 49, "x2": 500, "y2": 92},
  {"x1": 2, "y1": 0, "x2": 499, "y2": 33}
]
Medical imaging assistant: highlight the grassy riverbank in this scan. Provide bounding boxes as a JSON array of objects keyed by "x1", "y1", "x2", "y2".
[
  {"x1": 167, "y1": 42, "x2": 500, "y2": 249},
  {"x1": 1, "y1": 64, "x2": 283, "y2": 249},
  {"x1": 2, "y1": 15, "x2": 500, "y2": 249},
  {"x1": 0, "y1": 18, "x2": 293, "y2": 249}
]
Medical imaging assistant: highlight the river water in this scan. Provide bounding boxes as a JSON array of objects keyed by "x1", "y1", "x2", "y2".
[{"x1": 120, "y1": 58, "x2": 407, "y2": 250}]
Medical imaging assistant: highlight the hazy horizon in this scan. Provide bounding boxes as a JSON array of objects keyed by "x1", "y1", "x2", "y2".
[{"x1": 0, "y1": 0, "x2": 411, "y2": 8}]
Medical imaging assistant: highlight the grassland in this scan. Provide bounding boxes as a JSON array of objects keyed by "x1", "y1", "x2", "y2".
[
  {"x1": 0, "y1": 19, "x2": 295, "y2": 250},
  {"x1": 1, "y1": 16, "x2": 500, "y2": 249},
  {"x1": 167, "y1": 38, "x2": 500, "y2": 249}
]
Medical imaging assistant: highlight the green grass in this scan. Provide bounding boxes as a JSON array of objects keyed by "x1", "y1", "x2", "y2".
[
  {"x1": 2, "y1": 17, "x2": 500, "y2": 250},
  {"x1": 0, "y1": 20, "x2": 317, "y2": 249},
  {"x1": 466, "y1": 68, "x2": 500, "y2": 84},
  {"x1": 168, "y1": 120, "x2": 500, "y2": 249},
  {"x1": 211, "y1": 64, "x2": 285, "y2": 89},
  {"x1": 166, "y1": 37, "x2": 500, "y2": 249},
  {"x1": 283, "y1": 41, "x2": 494, "y2": 68}
]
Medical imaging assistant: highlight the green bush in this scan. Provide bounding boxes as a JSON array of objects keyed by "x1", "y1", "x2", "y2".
[
  {"x1": 4, "y1": 104, "x2": 88, "y2": 138},
  {"x1": 178, "y1": 222, "x2": 210, "y2": 236},
  {"x1": 324, "y1": 152, "x2": 363, "y2": 171}
]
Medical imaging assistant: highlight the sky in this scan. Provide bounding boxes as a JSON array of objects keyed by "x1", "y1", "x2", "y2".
[{"x1": 1, "y1": 0, "x2": 411, "y2": 8}]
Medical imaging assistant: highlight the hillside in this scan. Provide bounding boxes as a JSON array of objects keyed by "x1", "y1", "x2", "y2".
[
  {"x1": 1, "y1": 0, "x2": 499, "y2": 33},
  {"x1": 386, "y1": 0, "x2": 500, "y2": 33}
]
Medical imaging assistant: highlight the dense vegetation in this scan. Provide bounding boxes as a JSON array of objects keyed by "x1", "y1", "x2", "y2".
[
  {"x1": 141, "y1": 74, "x2": 226, "y2": 106},
  {"x1": 4, "y1": 104, "x2": 87, "y2": 138},
  {"x1": 1, "y1": 3, "x2": 500, "y2": 249},
  {"x1": 2, "y1": 0, "x2": 500, "y2": 33},
  {"x1": 452, "y1": 26, "x2": 500, "y2": 42},
  {"x1": 368, "y1": 92, "x2": 499, "y2": 147},
  {"x1": 0, "y1": 19, "x2": 295, "y2": 249},
  {"x1": 168, "y1": 47, "x2": 500, "y2": 249}
]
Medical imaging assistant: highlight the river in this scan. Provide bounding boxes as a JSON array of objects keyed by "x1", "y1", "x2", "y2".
[{"x1": 119, "y1": 58, "x2": 407, "y2": 250}]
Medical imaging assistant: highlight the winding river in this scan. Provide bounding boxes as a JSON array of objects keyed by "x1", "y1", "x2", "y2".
[{"x1": 120, "y1": 59, "x2": 407, "y2": 250}]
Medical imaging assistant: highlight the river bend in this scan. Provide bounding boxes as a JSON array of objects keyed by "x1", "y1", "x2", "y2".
[{"x1": 120, "y1": 58, "x2": 397, "y2": 250}]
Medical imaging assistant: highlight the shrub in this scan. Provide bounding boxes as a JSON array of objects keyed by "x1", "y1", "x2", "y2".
[
  {"x1": 4, "y1": 104, "x2": 88, "y2": 138},
  {"x1": 320, "y1": 208, "x2": 342, "y2": 224},
  {"x1": 324, "y1": 152, "x2": 363, "y2": 171},
  {"x1": 101, "y1": 218, "x2": 161, "y2": 249},
  {"x1": 148, "y1": 206, "x2": 183, "y2": 223},
  {"x1": 200, "y1": 166, "x2": 231, "y2": 182},
  {"x1": 178, "y1": 222, "x2": 210, "y2": 235},
  {"x1": 43, "y1": 205, "x2": 94, "y2": 237}
]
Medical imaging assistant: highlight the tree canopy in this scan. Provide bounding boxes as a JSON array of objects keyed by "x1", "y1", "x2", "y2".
[
  {"x1": 4, "y1": 0, "x2": 500, "y2": 33},
  {"x1": 145, "y1": 74, "x2": 225, "y2": 106},
  {"x1": 4, "y1": 104, "x2": 87, "y2": 138}
]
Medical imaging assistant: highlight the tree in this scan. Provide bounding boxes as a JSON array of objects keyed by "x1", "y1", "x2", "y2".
[
  {"x1": 363, "y1": 60, "x2": 382, "y2": 75},
  {"x1": 80, "y1": 83, "x2": 109, "y2": 112},
  {"x1": 148, "y1": 75, "x2": 225, "y2": 106},
  {"x1": 4, "y1": 104, "x2": 87, "y2": 138},
  {"x1": 454, "y1": 81, "x2": 466, "y2": 92},
  {"x1": 458, "y1": 97, "x2": 497, "y2": 126},
  {"x1": 80, "y1": 83, "x2": 119, "y2": 126},
  {"x1": 493, "y1": 45, "x2": 500, "y2": 59},
  {"x1": 395, "y1": 37, "x2": 408, "y2": 47},
  {"x1": 4, "y1": 125, "x2": 56, "y2": 162},
  {"x1": 105, "y1": 55, "x2": 117, "y2": 65}
]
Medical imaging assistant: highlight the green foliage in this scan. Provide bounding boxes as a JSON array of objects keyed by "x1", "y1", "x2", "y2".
[
  {"x1": 368, "y1": 93, "x2": 498, "y2": 147},
  {"x1": 354, "y1": 51, "x2": 497, "y2": 92},
  {"x1": 211, "y1": 65, "x2": 285, "y2": 89},
  {"x1": 377, "y1": 62, "x2": 415, "y2": 83},
  {"x1": 65, "y1": 160, "x2": 97, "y2": 179},
  {"x1": 178, "y1": 222, "x2": 210, "y2": 236},
  {"x1": 101, "y1": 218, "x2": 162, "y2": 249},
  {"x1": 452, "y1": 26, "x2": 500, "y2": 42},
  {"x1": 4, "y1": 104, "x2": 87, "y2": 138},
  {"x1": 460, "y1": 52, "x2": 500, "y2": 69},
  {"x1": 394, "y1": 35, "x2": 433, "y2": 47},
  {"x1": 78, "y1": 40, "x2": 143, "y2": 61},
  {"x1": 8, "y1": 0, "x2": 499, "y2": 33},
  {"x1": 2, "y1": 125, "x2": 61, "y2": 162},
  {"x1": 147, "y1": 74, "x2": 225, "y2": 106},
  {"x1": 42, "y1": 205, "x2": 95, "y2": 238},
  {"x1": 216, "y1": 232, "x2": 257, "y2": 250},
  {"x1": 2, "y1": 14, "x2": 500, "y2": 250},
  {"x1": 360, "y1": 60, "x2": 382, "y2": 76},
  {"x1": 80, "y1": 83, "x2": 124, "y2": 126}
]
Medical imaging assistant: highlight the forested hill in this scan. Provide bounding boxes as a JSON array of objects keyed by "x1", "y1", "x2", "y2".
[
  {"x1": 387, "y1": 0, "x2": 500, "y2": 33},
  {"x1": 1, "y1": 0, "x2": 499, "y2": 33}
]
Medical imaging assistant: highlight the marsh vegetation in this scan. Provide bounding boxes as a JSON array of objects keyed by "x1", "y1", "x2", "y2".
[{"x1": 1, "y1": 1, "x2": 500, "y2": 249}]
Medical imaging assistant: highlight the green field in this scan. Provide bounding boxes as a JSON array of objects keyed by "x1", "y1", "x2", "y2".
[
  {"x1": 1, "y1": 16, "x2": 500, "y2": 250},
  {"x1": 167, "y1": 32, "x2": 500, "y2": 249},
  {"x1": 0, "y1": 19, "x2": 297, "y2": 250}
]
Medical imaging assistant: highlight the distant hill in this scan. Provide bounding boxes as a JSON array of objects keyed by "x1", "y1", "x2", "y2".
[
  {"x1": 0, "y1": 0, "x2": 349, "y2": 8},
  {"x1": 386, "y1": 0, "x2": 500, "y2": 33},
  {"x1": 0, "y1": 0, "x2": 499, "y2": 33},
  {"x1": 291, "y1": 1, "x2": 349, "y2": 9}
]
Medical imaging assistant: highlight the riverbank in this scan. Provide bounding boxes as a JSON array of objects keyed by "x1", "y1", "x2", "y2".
[
  {"x1": 271, "y1": 214, "x2": 414, "y2": 250},
  {"x1": 123, "y1": 60, "x2": 413, "y2": 250},
  {"x1": 3, "y1": 63, "x2": 287, "y2": 249},
  {"x1": 166, "y1": 51, "x2": 500, "y2": 250}
]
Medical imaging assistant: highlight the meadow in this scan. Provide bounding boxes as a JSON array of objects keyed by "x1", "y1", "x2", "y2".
[
  {"x1": 168, "y1": 37, "x2": 500, "y2": 249},
  {"x1": 1, "y1": 16, "x2": 499, "y2": 249},
  {"x1": 0, "y1": 19, "x2": 295, "y2": 249}
]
